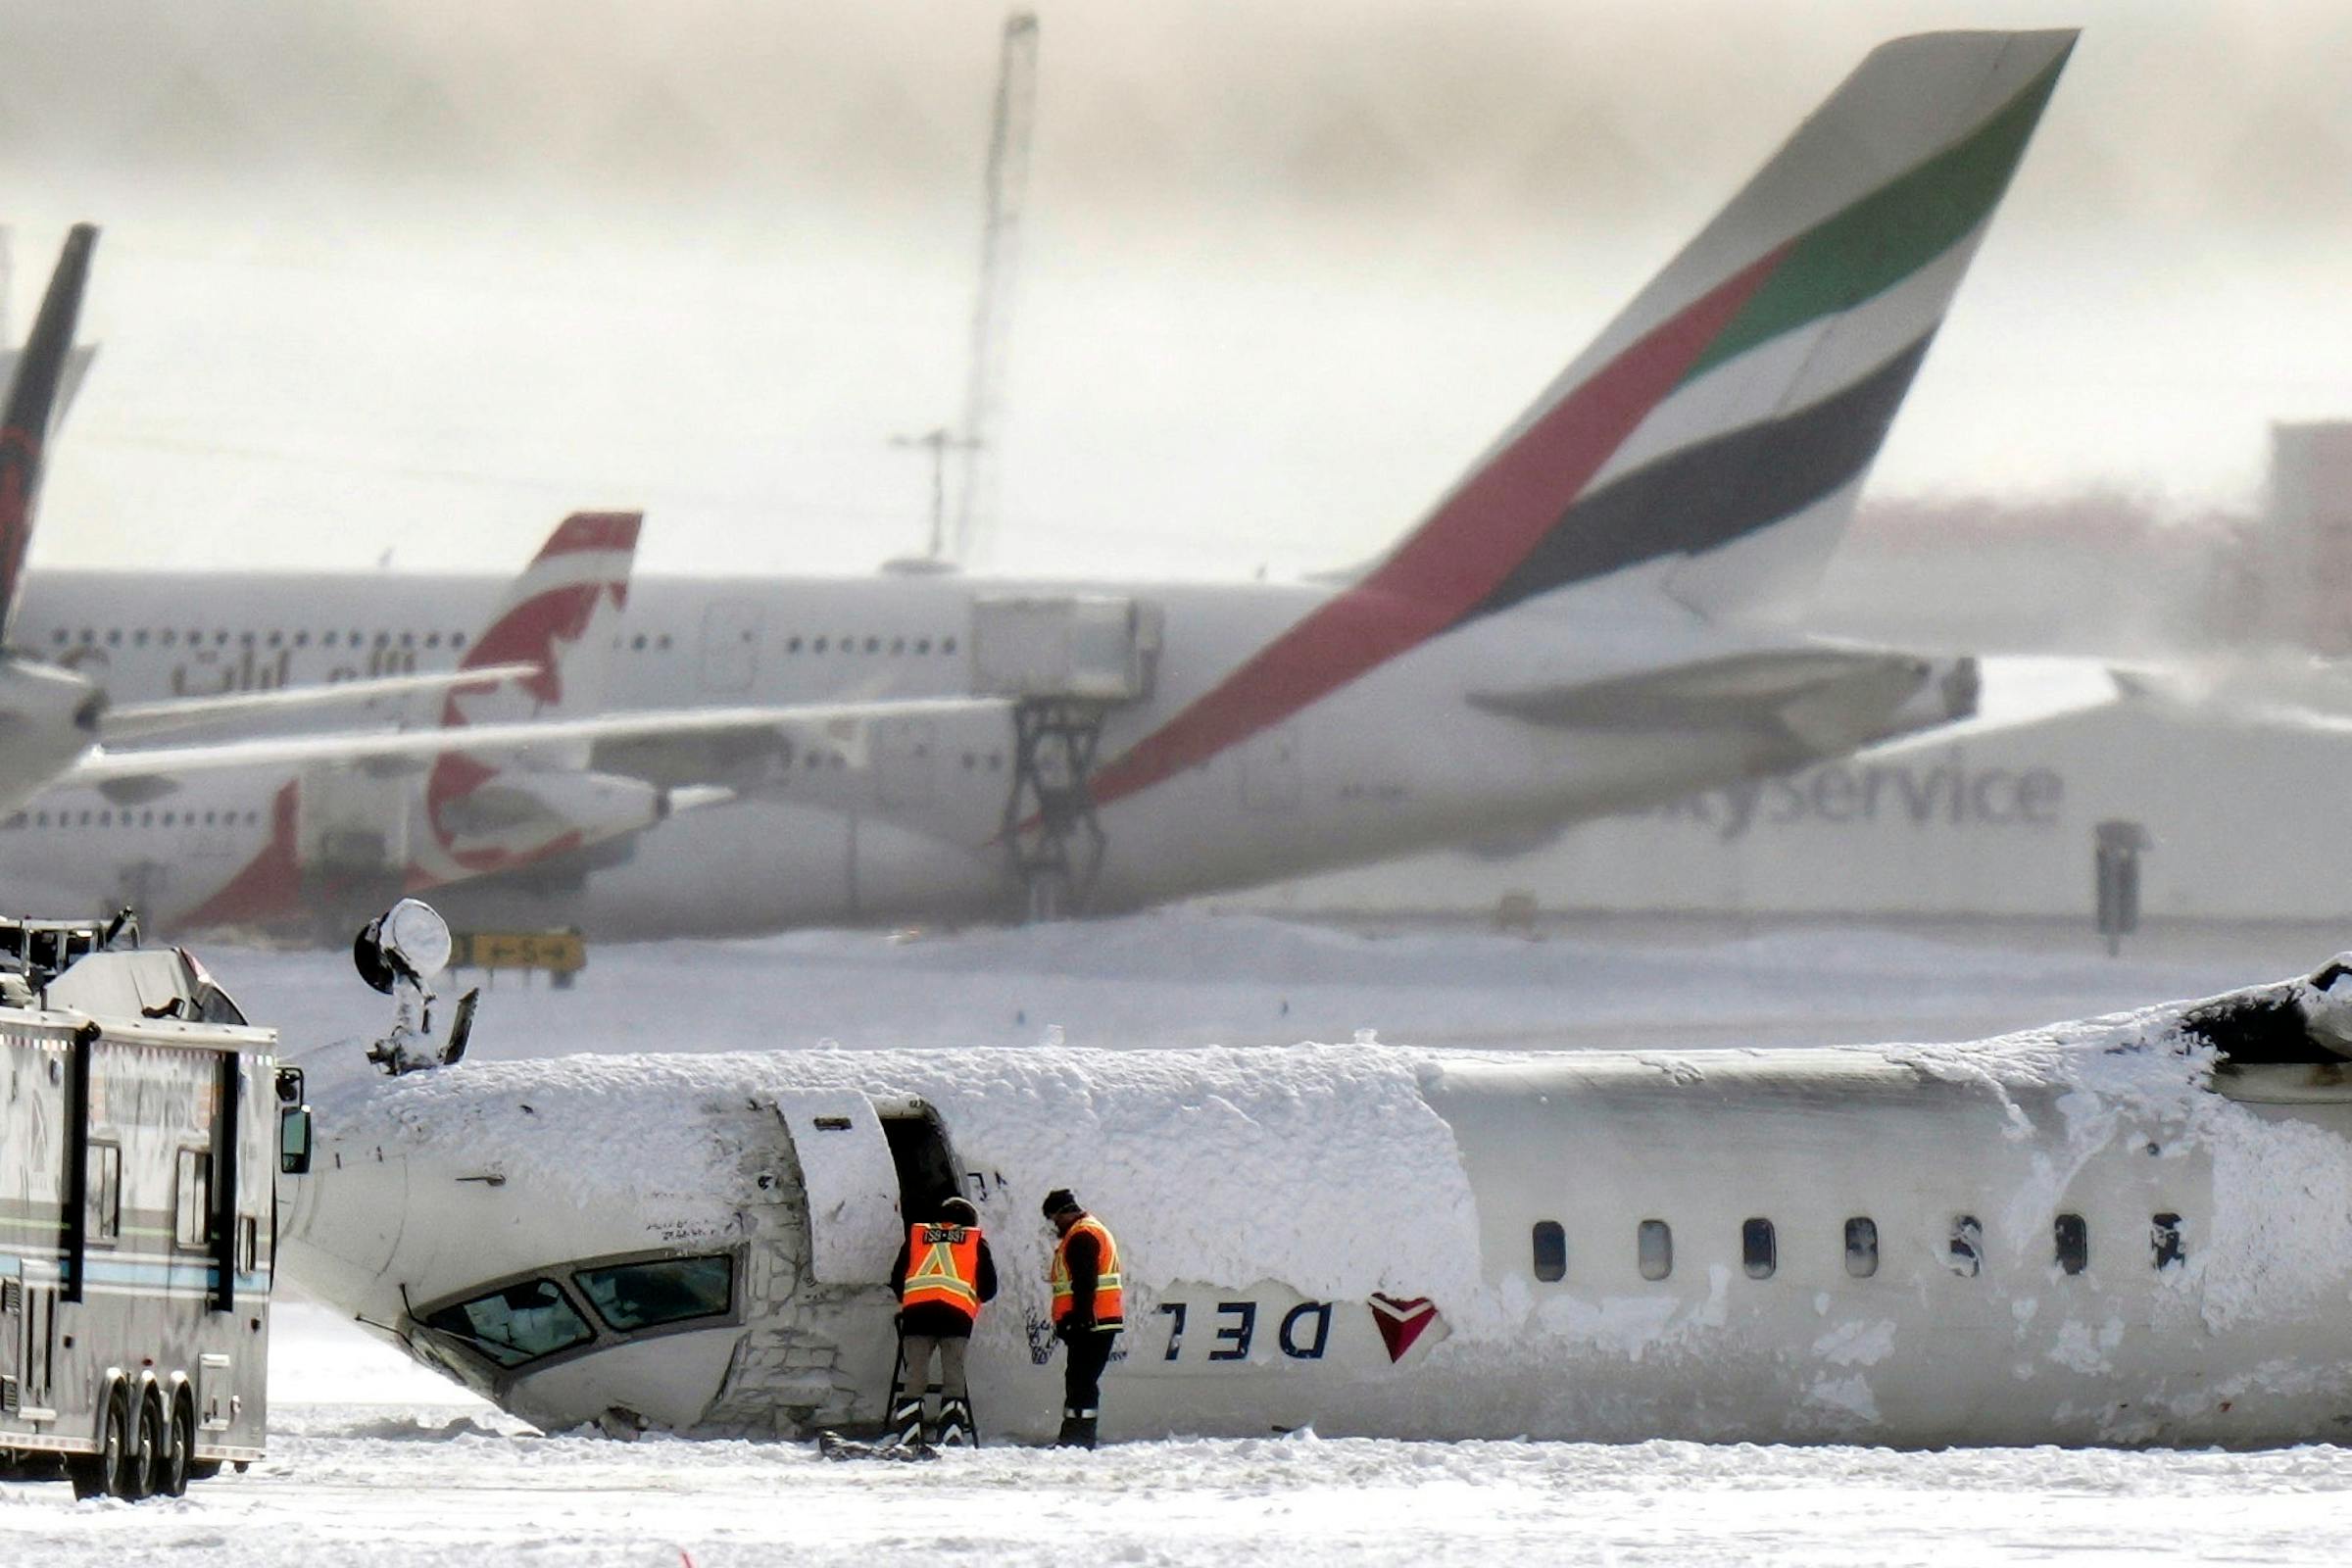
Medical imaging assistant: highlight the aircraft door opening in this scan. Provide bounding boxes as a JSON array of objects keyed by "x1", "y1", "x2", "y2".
[
  {"x1": 699, "y1": 601, "x2": 763, "y2": 695},
  {"x1": 872, "y1": 1098, "x2": 961, "y2": 1222}
]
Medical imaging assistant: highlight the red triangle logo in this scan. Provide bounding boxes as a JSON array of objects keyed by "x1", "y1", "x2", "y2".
[{"x1": 1368, "y1": 1295, "x2": 1439, "y2": 1363}]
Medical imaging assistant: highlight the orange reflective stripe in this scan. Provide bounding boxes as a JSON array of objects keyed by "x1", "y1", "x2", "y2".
[
  {"x1": 1049, "y1": 1215, "x2": 1124, "y2": 1327},
  {"x1": 901, "y1": 1223, "x2": 983, "y2": 1322}
]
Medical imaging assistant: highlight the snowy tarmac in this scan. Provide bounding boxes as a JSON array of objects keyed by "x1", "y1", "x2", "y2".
[{"x1": 13, "y1": 912, "x2": 2352, "y2": 1562}]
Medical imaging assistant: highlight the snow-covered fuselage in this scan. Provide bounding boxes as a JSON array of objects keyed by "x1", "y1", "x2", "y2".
[
  {"x1": 6, "y1": 570, "x2": 1932, "y2": 937},
  {"x1": 279, "y1": 963, "x2": 2352, "y2": 1446}
]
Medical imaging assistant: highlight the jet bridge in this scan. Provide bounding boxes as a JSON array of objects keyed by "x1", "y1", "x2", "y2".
[{"x1": 968, "y1": 596, "x2": 1161, "y2": 919}]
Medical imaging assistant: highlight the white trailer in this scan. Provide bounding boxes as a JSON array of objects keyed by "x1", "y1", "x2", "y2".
[{"x1": 0, "y1": 916, "x2": 307, "y2": 1498}]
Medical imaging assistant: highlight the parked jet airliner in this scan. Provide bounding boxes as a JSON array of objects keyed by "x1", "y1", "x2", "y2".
[
  {"x1": 277, "y1": 937, "x2": 2352, "y2": 1447},
  {"x1": 10, "y1": 31, "x2": 2075, "y2": 938}
]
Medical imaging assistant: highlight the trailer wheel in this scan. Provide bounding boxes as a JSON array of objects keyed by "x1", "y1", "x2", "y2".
[
  {"x1": 118, "y1": 1387, "x2": 161, "y2": 1500},
  {"x1": 71, "y1": 1383, "x2": 129, "y2": 1500},
  {"x1": 158, "y1": 1392, "x2": 193, "y2": 1497},
  {"x1": 66, "y1": 1388, "x2": 122, "y2": 1499}
]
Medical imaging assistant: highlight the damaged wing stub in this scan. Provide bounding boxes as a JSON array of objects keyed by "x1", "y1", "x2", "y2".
[
  {"x1": 2178, "y1": 955, "x2": 2352, "y2": 1102},
  {"x1": 355, "y1": 899, "x2": 480, "y2": 1076}
]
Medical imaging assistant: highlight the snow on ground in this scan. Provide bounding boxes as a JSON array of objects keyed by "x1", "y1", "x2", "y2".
[
  {"x1": 10, "y1": 1408, "x2": 2352, "y2": 1566},
  {"x1": 13, "y1": 913, "x2": 2350, "y2": 1562}
]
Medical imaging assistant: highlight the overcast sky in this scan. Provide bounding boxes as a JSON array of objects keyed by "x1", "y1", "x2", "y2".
[{"x1": 5, "y1": 0, "x2": 2348, "y2": 578}]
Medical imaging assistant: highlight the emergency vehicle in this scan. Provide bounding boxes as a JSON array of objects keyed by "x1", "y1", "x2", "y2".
[{"x1": 0, "y1": 912, "x2": 310, "y2": 1497}]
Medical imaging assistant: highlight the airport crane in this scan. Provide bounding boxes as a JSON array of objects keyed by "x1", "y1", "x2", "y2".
[{"x1": 891, "y1": 11, "x2": 1038, "y2": 570}]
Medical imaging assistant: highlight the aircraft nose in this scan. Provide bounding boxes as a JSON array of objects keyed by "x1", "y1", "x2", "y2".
[{"x1": 276, "y1": 1098, "x2": 425, "y2": 1327}]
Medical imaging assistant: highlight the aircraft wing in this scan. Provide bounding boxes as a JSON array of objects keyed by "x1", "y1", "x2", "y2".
[
  {"x1": 95, "y1": 662, "x2": 543, "y2": 744},
  {"x1": 62, "y1": 697, "x2": 1015, "y2": 795}
]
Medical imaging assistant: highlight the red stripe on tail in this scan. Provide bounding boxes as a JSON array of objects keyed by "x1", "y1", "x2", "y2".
[{"x1": 1086, "y1": 246, "x2": 1787, "y2": 809}]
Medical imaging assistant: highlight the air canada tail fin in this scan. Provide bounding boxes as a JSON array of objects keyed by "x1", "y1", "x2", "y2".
[
  {"x1": 0, "y1": 223, "x2": 96, "y2": 643},
  {"x1": 1086, "y1": 33, "x2": 2072, "y2": 809},
  {"x1": 440, "y1": 511, "x2": 643, "y2": 733}
]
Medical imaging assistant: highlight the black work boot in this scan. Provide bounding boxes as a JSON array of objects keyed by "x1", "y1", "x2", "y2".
[
  {"x1": 888, "y1": 1398, "x2": 926, "y2": 1449},
  {"x1": 936, "y1": 1397, "x2": 975, "y2": 1448},
  {"x1": 1053, "y1": 1412, "x2": 1087, "y2": 1447},
  {"x1": 1074, "y1": 1416, "x2": 1099, "y2": 1450}
]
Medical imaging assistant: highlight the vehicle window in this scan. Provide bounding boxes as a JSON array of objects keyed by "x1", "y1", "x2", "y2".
[
  {"x1": 1948, "y1": 1214, "x2": 1983, "y2": 1278},
  {"x1": 1741, "y1": 1217, "x2": 1776, "y2": 1280},
  {"x1": 1531, "y1": 1221, "x2": 1566, "y2": 1283},
  {"x1": 1844, "y1": 1216, "x2": 1878, "y2": 1278},
  {"x1": 573, "y1": 1255, "x2": 735, "y2": 1333},
  {"x1": 173, "y1": 1150, "x2": 212, "y2": 1250},
  {"x1": 2151, "y1": 1212, "x2": 2184, "y2": 1270},
  {"x1": 88, "y1": 1144, "x2": 122, "y2": 1245},
  {"x1": 1637, "y1": 1219, "x2": 1672, "y2": 1282},
  {"x1": 422, "y1": 1279, "x2": 594, "y2": 1367},
  {"x1": 2054, "y1": 1213, "x2": 2088, "y2": 1276}
]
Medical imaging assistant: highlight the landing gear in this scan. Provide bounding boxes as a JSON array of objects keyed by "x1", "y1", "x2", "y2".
[{"x1": 1002, "y1": 700, "x2": 1108, "y2": 921}]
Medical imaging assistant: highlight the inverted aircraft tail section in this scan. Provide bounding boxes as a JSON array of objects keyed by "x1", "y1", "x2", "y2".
[
  {"x1": 1086, "y1": 32, "x2": 2071, "y2": 809},
  {"x1": 0, "y1": 224, "x2": 96, "y2": 643}
]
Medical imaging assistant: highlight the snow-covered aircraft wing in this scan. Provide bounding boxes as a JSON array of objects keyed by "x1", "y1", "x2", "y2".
[
  {"x1": 95, "y1": 662, "x2": 544, "y2": 744},
  {"x1": 62, "y1": 696, "x2": 1015, "y2": 794}
]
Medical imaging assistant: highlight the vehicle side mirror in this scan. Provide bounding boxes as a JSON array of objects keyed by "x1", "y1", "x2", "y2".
[
  {"x1": 279, "y1": 1104, "x2": 313, "y2": 1176},
  {"x1": 275, "y1": 1065, "x2": 305, "y2": 1105}
]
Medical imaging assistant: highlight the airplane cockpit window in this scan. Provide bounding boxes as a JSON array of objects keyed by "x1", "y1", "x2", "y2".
[
  {"x1": 1637, "y1": 1219, "x2": 1673, "y2": 1282},
  {"x1": 2054, "y1": 1213, "x2": 2089, "y2": 1276},
  {"x1": 572, "y1": 1254, "x2": 736, "y2": 1333},
  {"x1": 2151, "y1": 1212, "x2": 2185, "y2": 1270},
  {"x1": 1531, "y1": 1222, "x2": 1566, "y2": 1283},
  {"x1": 1948, "y1": 1215, "x2": 1984, "y2": 1278},
  {"x1": 1740, "y1": 1218, "x2": 1776, "y2": 1280},
  {"x1": 421, "y1": 1279, "x2": 594, "y2": 1368}
]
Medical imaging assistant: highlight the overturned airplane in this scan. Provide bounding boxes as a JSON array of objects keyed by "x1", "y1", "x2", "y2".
[{"x1": 281, "y1": 949, "x2": 2352, "y2": 1448}]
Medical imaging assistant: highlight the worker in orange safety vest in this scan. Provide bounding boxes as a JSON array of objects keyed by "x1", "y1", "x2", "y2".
[
  {"x1": 888, "y1": 1196, "x2": 998, "y2": 1446},
  {"x1": 1043, "y1": 1187, "x2": 1123, "y2": 1448}
]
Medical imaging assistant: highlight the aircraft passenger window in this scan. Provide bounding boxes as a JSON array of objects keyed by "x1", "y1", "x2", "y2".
[
  {"x1": 77, "y1": 810, "x2": 90, "y2": 827},
  {"x1": 1948, "y1": 1215, "x2": 1983, "y2": 1278},
  {"x1": 421, "y1": 1279, "x2": 594, "y2": 1368},
  {"x1": 453, "y1": 632, "x2": 467, "y2": 649},
  {"x1": 961, "y1": 753, "x2": 976, "y2": 770},
  {"x1": 77, "y1": 628, "x2": 92, "y2": 644},
  {"x1": 1741, "y1": 1218, "x2": 1776, "y2": 1279},
  {"x1": 573, "y1": 1254, "x2": 735, "y2": 1333},
  {"x1": 1637, "y1": 1219, "x2": 1672, "y2": 1281},
  {"x1": 658, "y1": 634, "x2": 672, "y2": 651},
  {"x1": 1531, "y1": 1221, "x2": 1566, "y2": 1282},
  {"x1": 163, "y1": 812, "x2": 175, "y2": 828},
  {"x1": 786, "y1": 636, "x2": 803, "y2": 653},
  {"x1": 2054, "y1": 1213, "x2": 2088, "y2": 1276},
  {"x1": 813, "y1": 637, "x2": 829, "y2": 654},
  {"x1": 1844, "y1": 1217, "x2": 1879, "y2": 1278},
  {"x1": 107, "y1": 629, "x2": 121, "y2": 646},
  {"x1": 400, "y1": 632, "x2": 415, "y2": 649},
  {"x1": 173, "y1": 1150, "x2": 212, "y2": 1250},
  {"x1": 240, "y1": 631, "x2": 254, "y2": 648},
  {"x1": 891, "y1": 637, "x2": 906, "y2": 655},
  {"x1": 916, "y1": 638, "x2": 931, "y2": 654},
  {"x1": 214, "y1": 630, "x2": 227, "y2": 646},
  {"x1": 425, "y1": 632, "x2": 440, "y2": 649},
  {"x1": 98, "y1": 811, "x2": 111, "y2": 827},
  {"x1": 943, "y1": 637, "x2": 957, "y2": 655},
  {"x1": 133, "y1": 629, "x2": 148, "y2": 647},
  {"x1": 864, "y1": 637, "x2": 880, "y2": 654},
  {"x1": 2151, "y1": 1212, "x2": 2184, "y2": 1270},
  {"x1": 50, "y1": 628, "x2": 64, "y2": 644},
  {"x1": 296, "y1": 631, "x2": 310, "y2": 647},
  {"x1": 33, "y1": 813, "x2": 45, "y2": 828},
  {"x1": 267, "y1": 631, "x2": 282, "y2": 648},
  {"x1": 162, "y1": 630, "x2": 176, "y2": 647}
]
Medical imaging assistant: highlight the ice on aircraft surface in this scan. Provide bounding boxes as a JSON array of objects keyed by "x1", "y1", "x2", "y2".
[{"x1": 278, "y1": 954, "x2": 2352, "y2": 1448}]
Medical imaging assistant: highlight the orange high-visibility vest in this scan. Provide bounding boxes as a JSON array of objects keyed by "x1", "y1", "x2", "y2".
[
  {"x1": 901, "y1": 1222, "x2": 984, "y2": 1323},
  {"x1": 1050, "y1": 1214, "x2": 1124, "y2": 1328}
]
